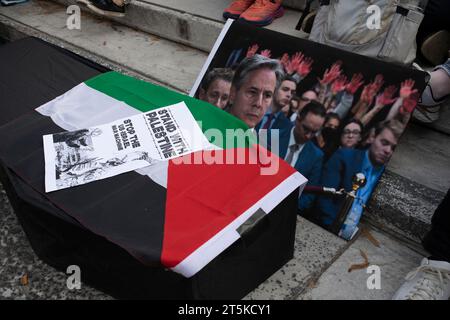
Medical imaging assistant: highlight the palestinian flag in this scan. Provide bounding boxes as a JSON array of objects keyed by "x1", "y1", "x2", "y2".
[{"x1": 0, "y1": 71, "x2": 306, "y2": 277}]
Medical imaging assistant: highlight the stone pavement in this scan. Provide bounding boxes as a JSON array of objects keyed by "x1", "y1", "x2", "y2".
[{"x1": 0, "y1": 185, "x2": 111, "y2": 300}]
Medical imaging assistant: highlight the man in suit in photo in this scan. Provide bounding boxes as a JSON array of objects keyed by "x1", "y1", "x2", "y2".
[
  {"x1": 317, "y1": 120, "x2": 403, "y2": 233},
  {"x1": 268, "y1": 101, "x2": 326, "y2": 212},
  {"x1": 227, "y1": 55, "x2": 284, "y2": 129},
  {"x1": 256, "y1": 75, "x2": 297, "y2": 131}
]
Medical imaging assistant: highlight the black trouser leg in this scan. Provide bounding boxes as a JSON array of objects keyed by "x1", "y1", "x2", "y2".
[
  {"x1": 422, "y1": 188, "x2": 450, "y2": 263},
  {"x1": 417, "y1": 0, "x2": 450, "y2": 48}
]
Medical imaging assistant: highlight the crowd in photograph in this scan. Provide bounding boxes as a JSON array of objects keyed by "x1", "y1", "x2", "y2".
[{"x1": 196, "y1": 45, "x2": 420, "y2": 230}]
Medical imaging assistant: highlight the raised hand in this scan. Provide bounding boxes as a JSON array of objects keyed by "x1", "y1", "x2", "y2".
[
  {"x1": 296, "y1": 57, "x2": 314, "y2": 78},
  {"x1": 360, "y1": 83, "x2": 378, "y2": 104},
  {"x1": 279, "y1": 53, "x2": 289, "y2": 69},
  {"x1": 291, "y1": 52, "x2": 304, "y2": 66},
  {"x1": 260, "y1": 49, "x2": 272, "y2": 58},
  {"x1": 319, "y1": 61, "x2": 342, "y2": 85},
  {"x1": 346, "y1": 73, "x2": 364, "y2": 95},
  {"x1": 331, "y1": 75, "x2": 348, "y2": 95},
  {"x1": 246, "y1": 44, "x2": 259, "y2": 58},
  {"x1": 400, "y1": 91, "x2": 419, "y2": 114},
  {"x1": 376, "y1": 85, "x2": 397, "y2": 106},
  {"x1": 400, "y1": 79, "x2": 418, "y2": 99},
  {"x1": 373, "y1": 74, "x2": 385, "y2": 92},
  {"x1": 285, "y1": 52, "x2": 304, "y2": 74}
]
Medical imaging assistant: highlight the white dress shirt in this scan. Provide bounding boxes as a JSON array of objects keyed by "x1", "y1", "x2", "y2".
[{"x1": 285, "y1": 127, "x2": 305, "y2": 167}]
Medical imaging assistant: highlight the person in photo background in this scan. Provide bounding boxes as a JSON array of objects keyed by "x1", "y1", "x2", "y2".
[
  {"x1": 198, "y1": 68, "x2": 234, "y2": 110},
  {"x1": 290, "y1": 90, "x2": 318, "y2": 122},
  {"x1": 312, "y1": 112, "x2": 341, "y2": 162},
  {"x1": 271, "y1": 101, "x2": 326, "y2": 212},
  {"x1": 339, "y1": 118, "x2": 364, "y2": 150},
  {"x1": 256, "y1": 74, "x2": 297, "y2": 131},
  {"x1": 316, "y1": 120, "x2": 403, "y2": 230}
]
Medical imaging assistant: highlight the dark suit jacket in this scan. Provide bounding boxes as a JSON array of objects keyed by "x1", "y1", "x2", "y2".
[
  {"x1": 317, "y1": 148, "x2": 372, "y2": 226},
  {"x1": 268, "y1": 124, "x2": 324, "y2": 211},
  {"x1": 256, "y1": 111, "x2": 292, "y2": 132}
]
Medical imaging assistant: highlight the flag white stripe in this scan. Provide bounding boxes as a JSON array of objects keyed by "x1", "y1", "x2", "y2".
[
  {"x1": 37, "y1": 83, "x2": 141, "y2": 131},
  {"x1": 36, "y1": 83, "x2": 171, "y2": 188}
]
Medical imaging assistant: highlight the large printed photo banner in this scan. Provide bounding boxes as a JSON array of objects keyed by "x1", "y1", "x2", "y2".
[{"x1": 191, "y1": 20, "x2": 428, "y2": 240}]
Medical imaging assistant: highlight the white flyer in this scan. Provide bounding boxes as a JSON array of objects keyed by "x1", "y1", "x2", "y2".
[{"x1": 43, "y1": 102, "x2": 209, "y2": 192}]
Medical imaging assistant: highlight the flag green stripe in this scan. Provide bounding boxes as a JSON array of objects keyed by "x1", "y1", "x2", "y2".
[{"x1": 85, "y1": 72, "x2": 256, "y2": 148}]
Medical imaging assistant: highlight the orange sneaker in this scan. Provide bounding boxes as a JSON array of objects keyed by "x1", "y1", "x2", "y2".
[
  {"x1": 239, "y1": 0, "x2": 284, "y2": 27},
  {"x1": 223, "y1": 0, "x2": 255, "y2": 20}
]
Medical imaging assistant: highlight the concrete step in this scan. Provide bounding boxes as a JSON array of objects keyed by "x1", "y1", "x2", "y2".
[
  {"x1": 49, "y1": 0, "x2": 309, "y2": 53},
  {"x1": 0, "y1": 0, "x2": 208, "y2": 93}
]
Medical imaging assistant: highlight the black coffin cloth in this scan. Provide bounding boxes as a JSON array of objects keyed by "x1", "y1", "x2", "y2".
[{"x1": 0, "y1": 37, "x2": 298, "y2": 299}]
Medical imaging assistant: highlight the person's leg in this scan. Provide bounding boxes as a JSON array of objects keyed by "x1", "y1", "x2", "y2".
[
  {"x1": 77, "y1": 0, "x2": 128, "y2": 18},
  {"x1": 423, "y1": 188, "x2": 450, "y2": 262},
  {"x1": 239, "y1": 0, "x2": 284, "y2": 27},
  {"x1": 392, "y1": 189, "x2": 450, "y2": 300},
  {"x1": 223, "y1": 0, "x2": 255, "y2": 20},
  {"x1": 422, "y1": 59, "x2": 450, "y2": 102},
  {"x1": 414, "y1": 58, "x2": 450, "y2": 123},
  {"x1": 417, "y1": 0, "x2": 450, "y2": 65},
  {"x1": 417, "y1": 0, "x2": 450, "y2": 41}
]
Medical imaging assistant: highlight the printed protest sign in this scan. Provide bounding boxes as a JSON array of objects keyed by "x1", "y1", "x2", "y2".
[{"x1": 43, "y1": 102, "x2": 209, "y2": 192}]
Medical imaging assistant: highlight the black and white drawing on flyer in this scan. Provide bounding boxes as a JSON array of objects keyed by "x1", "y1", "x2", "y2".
[{"x1": 43, "y1": 102, "x2": 210, "y2": 192}]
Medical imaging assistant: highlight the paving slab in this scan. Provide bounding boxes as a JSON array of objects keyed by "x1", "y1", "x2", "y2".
[
  {"x1": 245, "y1": 217, "x2": 348, "y2": 300},
  {"x1": 297, "y1": 226, "x2": 424, "y2": 300},
  {"x1": 0, "y1": 184, "x2": 111, "y2": 300}
]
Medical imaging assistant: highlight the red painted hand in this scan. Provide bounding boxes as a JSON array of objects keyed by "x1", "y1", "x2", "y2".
[
  {"x1": 376, "y1": 85, "x2": 397, "y2": 106},
  {"x1": 360, "y1": 83, "x2": 378, "y2": 104},
  {"x1": 400, "y1": 79, "x2": 418, "y2": 99},
  {"x1": 319, "y1": 61, "x2": 342, "y2": 85},
  {"x1": 331, "y1": 75, "x2": 348, "y2": 95},
  {"x1": 373, "y1": 74, "x2": 385, "y2": 92},
  {"x1": 286, "y1": 52, "x2": 304, "y2": 74},
  {"x1": 246, "y1": 44, "x2": 259, "y2": 58},
  {"x1": 400, "y1": 92, "x2": 420, "y2": 114},
  {"x1": 297, "y1": 57, "x2": 314, "y2": 78},
  {"x1": 260, "y1": 49, "x2": 272, "y2": 58},
  {"x1": 346, "y1": 73, "x2": 365, "y2": 95},
  {"x1": 279, "y1": 53, "x2": 290, "y2": 71}
]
